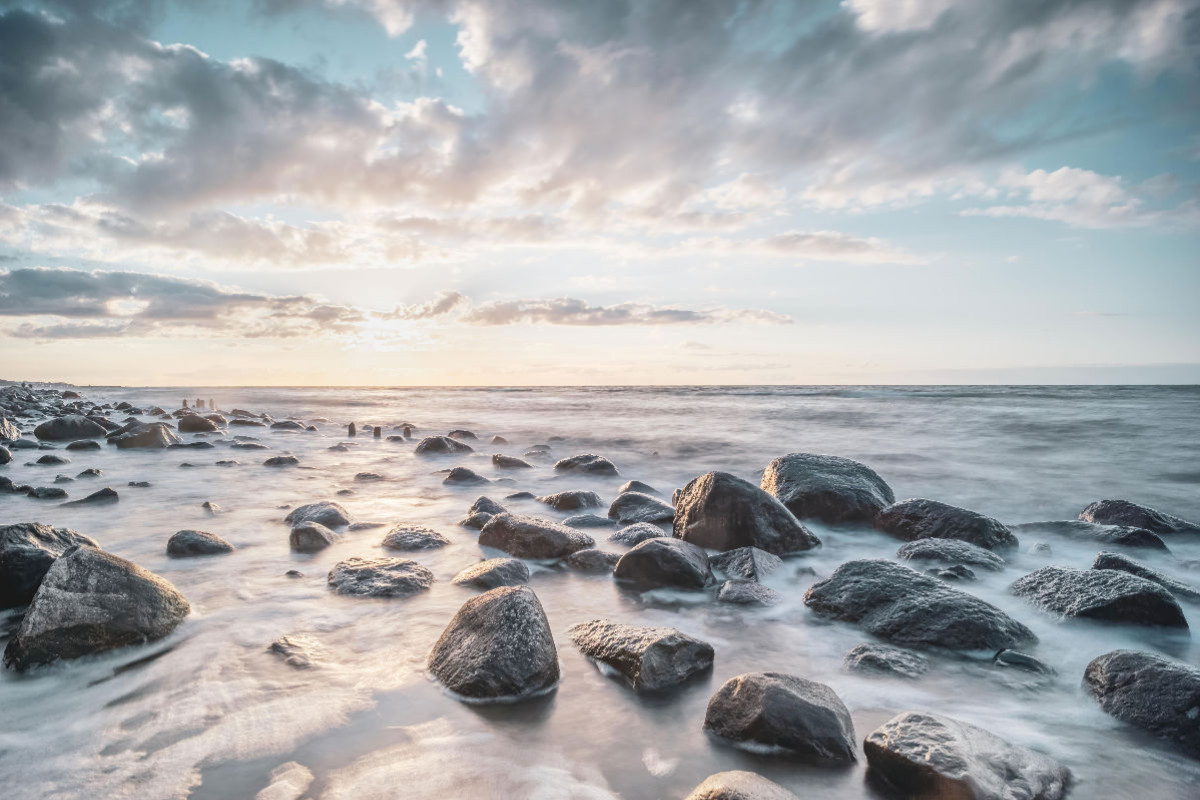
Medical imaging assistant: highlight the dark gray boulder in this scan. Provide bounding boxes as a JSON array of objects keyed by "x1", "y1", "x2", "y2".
[
  {"x1": 1092, "y1": 551, "x2": 1200, "y2": 601},
  {"x1": 443, "y1": 466, "x2": 489, "y2": 485},
  {"x1": 674, "y1": 471, "x2": 820, "y2": 556},
  {"x1": 761, "y1": 453, "x2": 894, "y2": 524},
  {"x1": 478, "y1": 513, "x2": 594, "y2": 559},
  {"x1": 804, "y1": 560, "x2": 1036, "y2": 651},
  {"x1": 427, "y1": 586, "x2": 559, "y2": 700},
  {"x1": 843, "y1": 643, "x2": 929, "y2": 679},
  {"x1": 609, "y1": 522, "x2": 667, "y2": 547},
  {"x1": 381, "y1": 525, "x2": 450, "y2": 550},
  {"x1": 717, "y1": 580, "x2": 781, "y2": 606},
  {"x1": 1010, "y1": 566, "x2": 1188, "y2": 628},
  {"x1": 1011, "y1": 520, "x2": 1168, "y2": 552},
  {"x1": 704, "y1": 672, "x2": 857, "y2": 762},
  {"x1": 613, "y1": 538, "x2": 712, "y2": 590},
  {"x1": 1079, "y1": 499, "x2": 1200, "y2": 536},
  {"x1": 619, "y1": 480, "x2": 660, "y2": 496},
  {"x1": 564, "y1": 548, "x2": 621, "y2": 572},
  {"x1": 414, "y1": 436, "x2": 474, "y2": 455},
  {"x1": 876, "y1": 499, "x2": 1017, "y2": 551},
  {"x1": 1084, "y1": 649, "x2": 1200, "y2": 757},
  {"x1": 35, "y1": 454, "x2": 69, "y2": 465},
  {"x1": 608, "y1": 491, "x2": 674, "y2": 524},
  {"x1": 166, "y1": 529, "x2": 233, "y2": 557},
  {"x1": 710, "y1": 547, "x2": 782, "y2": 582},
  {"x1": 65, "y1": 440, "x2": 101, "y2": 451},
  {"x1": 469, "y1": 496, "x2": 506, "y2": 516},
  {"x1": 290, "y1": 522, "x2": 338, "y2": 552},
  {"x1": 563, "y1": 514, "x2": 617, "y2": 528},
  {"x1": 459, "y1": 511, "x2": 493, "y2": 530},
  {"x1": 3, "y1": 546, "x2": 190, "y2": 670},
  {"x1": 284, "y1": 501, "x2": 351, "y2": 529},
  {"x1": 492, "y1": 454, "x2": 532, "y2": 469},
  {"x1": 451, "y1": 558, "x2": 530, "y2": 589},
  {"x1": 263, "y1": 455, "x2": 300, "y2": 467},
  {"x1": 327, "y1": 557, "x2": 434, "y2": 597},
  {"x1": 0, "y1": 445, "x2": 10, "y2": 464},
  {"x1": 684, "y1": 771, "x2": 800, "y2": 800},
  {"x1": 0, "y1": 522, "x2": 99, "y2": 609},
  {"x1": 554, "y1": 453, "x2": 618, "y2": 476},
  {"x1": 178, "y1": 415, "x2": 218, "y2": 433},
  {"x1": 896, "y1": 538, "x2": 1005, "y2": 572},
  {"x1": 537, "y1": 490, "x2": 602, "y2": 511},
  {"x1": 28, "y1": 486, "x2": 68, "y2": 500},
  {"x1": 63, "y1": 487, "x2": 118, "y2": 506},
  {"x1": 33, "y1": 415, "x2": 107, "y2": 441},
  {"x1": 568, "y1": 619, "x2": 714, "y2": 690},
  {"x1": 863, "y1": 712, "x2": 1070, "y2": 799}
]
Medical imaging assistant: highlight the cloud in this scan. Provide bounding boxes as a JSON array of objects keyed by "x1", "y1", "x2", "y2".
[
  {"x1": 378, "y1": 289, "x2": 465, "y2": 319},
  {"x1": 683, "y1": 230, "x2": 926, "y2": 265},
  {"x1": 460, "y1": 297, "x2": 792, "y2": 326}
]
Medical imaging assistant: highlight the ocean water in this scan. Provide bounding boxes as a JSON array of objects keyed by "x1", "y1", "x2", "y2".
[{"x1": 1, "y1": 385, "x2": 1199, "y2": 799}]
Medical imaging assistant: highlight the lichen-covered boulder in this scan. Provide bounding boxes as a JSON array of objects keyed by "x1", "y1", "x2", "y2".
[
  {"x1": 674, "y1": 471, "x2": 819, "y2": 555},
  {"x1": 761, "y1": 453, "x2": 894, "y2": 524}
]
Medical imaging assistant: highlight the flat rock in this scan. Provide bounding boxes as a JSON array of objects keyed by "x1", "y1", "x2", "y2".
[
  {"x1": 761, "y1": 453, "x2": 894, "y2": 524},
  {"x1": 284, "y1": 501, "x2": 351, "y2": 529},
  {"x1": 804, "y1": 559, "x2": 1036, "y2": 651},
  {"x1": 0, "y1": 522, "x2": 99, "y2": 609},
  {"x1": 478, "y1": 513, "x2": 595, "y2": 559},
  {"x1": 166, "y1": 529, "x2": 234, "y2": 557},
  {"x1": 608, "y1": 491, "x2": 674, "y2": 524},
  {"x1": 843, "y1": 643, "x2": 929, "y2": 679},
  {"x1": 710, "y1": 547, "x2": 782, "y2": 581},
  {"x1": 568, "y1": 619, "x2": 714, "y2": 690},
  {"x1": 1091, "y1": 551, "x2": 1200, "y2": 601},
  {"x1": 876, "y1": 499, "x2": 1017, "y2": 551},
  {"x1": 684, "y1": 772, "x2": 800, "y2": 800},
  {"x1": 263, "y1": 455, "x2": 300, "y2": 467},
  {"x1": 414, "y1": 436, "x2": 474, "y2": 455},
  {"x1": 717, "y1": 580, "x2": 781, "y2": 606},
  {"x1": 1010, "y1": 566, "x2": 1187, "y2": 628},
  {"x1": 1079, "y1": 499, "x2": 1200, "y2": 536},
  {"x1": 33, "y1": 415, "x2": 107, "y2": 441},
  {"x1": 863, "y1": 712, "x2": 1070, "y2": 799},
  {"x1": 613, "y1": 538, "x2": 712, "y2": 590},
  {"x1": 554, "y1": 453, "x2": 618, "y2": 476},
  {"x1": 451, "y1": 558, "x2": 531, "y2": 589},
  {"x1": 537, "y1": 490, "x2": 602, "y2": 511},
  {"x1": 327, "y1": 557, "x2": 434, "y2": 597},
  {"x1": 609, "y1": 522, "x2": 667, "y2": 546},
  {"x1": 1084, "y1": 649, "x2": 1200, "y2": 758},
  {"x1": 704, "y1": 672, "x2": 857, "y2": 762},
  {"x1": 381, "y1": 525, "x2": 450, "y2": 550},
  {"x1": 674, "y1": 471, "x2": 820, "y2": 555}
]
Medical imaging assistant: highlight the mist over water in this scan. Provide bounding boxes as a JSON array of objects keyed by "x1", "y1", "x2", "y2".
[{"x1": 2, "y1": 385, "x2": 1199, "y2": 799}]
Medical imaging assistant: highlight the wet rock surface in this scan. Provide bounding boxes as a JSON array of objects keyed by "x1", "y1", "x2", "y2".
[
  {"x1": 451, "y1": 558, "x2": 530, "y2": 589},
  {"x1": 684, "y1": 771, "x2": 800, "y2": 800},
  {"x1": 381, "y1": 525, "x2": 450, "y2": 550},
  {"x1": 876, "y1": 498, "x2": 1018, "y2": 551},
  {"x1": 1083, "y1": 649, "x2": 1200, "y2": 758},
  {"x1": 709, "y1": 546, "x2": 782, "y2": 581},
  {"x1": 614, "y1": 538, "x2": 712, "y2": 590},
  {"x1": 1091, "y1": 551, "x2": 1200, "y2": 601},
  {"x1": 1079, "y1": 499, "x2": 1200, "y2": 536},
  {"x1": 895, "y1": 538, "x2": 1005, "y2": 571},
  {"x1": 607, "y1": 491, "x2": 674, "y2": 524},
  {"x1": 842, "y1": 643, "x2": 929, "y2": 679},
  {"x1": 761, "y1": 453, "x2": 894, "y2": 523},
  {"x1": 327, "y1": 557, "x2": 434, "y2": 597},
  {"x1": 166, "y1": 530, "x2": 234, "y2": 557},
  {"x1": 674, "y1": 471, "x2": 820, "y2": 555},
  {"x1": 568, "y1": 619, "x2": 714, "y2": 691},
  {"x1": 478, "y1": 513, "x2": 595, "y2": 559},
  {"x1": 0, "y1": 522, "x2": 100, "y2": 609},
  {"x1": 1010, "y1": 566, "x2": 1188, "y2": 628}
]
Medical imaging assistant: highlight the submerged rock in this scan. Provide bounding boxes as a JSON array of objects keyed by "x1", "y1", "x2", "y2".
[
  {"x1": 414, "y1": 436, "x2": 474, "y2": 455},
  {"x1": 564, "y1": 548, "x2": 621, "y2": 572},
  {"x1": 1010, "y1": 566, "x2": 1187, "y2": 629},
  {"x1": 469, "y1": 496, "x2": 506, "y2": 516},
  {"x1": 804, "y1": 559, "x2": 1036, "y2": 651},
  {"x1": 268, "y1": 635, "x2": 318, "y2": 669},
  {"x1": 537, "y1": 490, "x2": 602, "y2": 511},
  {"x1": 62, "y1": 487, "x2": 118, "y2": 506},
  {"x1": 290, "y1": 522, "x2": 338, "y2": 552},
  {"x1": 34, "y1": 453, "x2": 69, "y2": 465},
  {"x1": 478, "y1": 513, "x2": 594, "y2": 559},
  {"x1": 563, "y1": 514, "x2": 616, "y2": 528},
  {"x1": 443, "y1": 466, "x2": 489, "y2": 485},
  {"x1": 381, "y1": 525, "x2": 450, "y2": 550},
  {"x1": 1079, "y1": 499, "x2": 1200, "y2": 536},
  {"x1": 492, "y1": 454, "x2": 532, "y2": 469},
  {"x1": 166, "y1": 529, "x2": 233, "y2": 557},
  {"x1": 451, "y1": 558, "x2": 530, "y2": 589},
  {"x1": 0, "y1": 522, "x2": 99, "y2": 609},
  {"x1": 1011, "y1": 520, "x2": 1168, "y2": 552},
  {"x1": 993, "y1": 649, "x2": 1054, "y2": 676},
  {"x1": 554, "y1": 453, "x2": 619, "y2": 476},
  {"x1": 28, "y1": 486, "x2": 68, "y2": 500},
  {"x1": 284, "y1": 501, "x2": 351, "y2": 529},
  {"x1": 427, "y1": 586, "x2": 559, "y2": 701},
  {"x1": 3, "y1": 546, "x2": 190, "y2": 670},
  {"x1": 717, "y1": 580, "x2": 781, "y2": 606},
  {"x1": 1084, "y1": 649, "x2": 1200, "y2": 758},
  {"x1": 263, "y1": 455, "x2": 300, "y2": 467},
  {"x1": 876, "y1": 499, "x2": 1017, "y2": 551},
  {"x1": 863, "y1": 712, "x2": 1070, "y2": 800},
  {"x1": 65, "y1": 440, "x2": 101, "y2": 451},
  {"x1": 843, "y1": 643, "x2": 929, "y2": 679},
  {"x1": 568, "y1": 619, "x2": 714, "y2": 691},
  {"x1": 674, "y1": 471, "x2": 820, "y2": 555},
  {"x1": 684, "y1": 771, "x2": 800, "y2": 800},
  {"x1": 710, "y1": 547, "x2": 782, "y2": 582},
  {"x1": 618, "y1": 480, "x2": 660, "y2": 496},
  {"x1": 33, "y1": 415, "x2": 107, "y2": 441},
  {"x1": 608, "y1": 491, "x2": 674, "y2": 524},
  {"x1": 327, "y1": 557, "x2": 434, "y2": 597},
  {"x1": 761, "y1": 453, "x2": 894, "y2": 524},
  {"x1": 178, "y1": 415, "x2": 218, "y2": 433},
  {"x1": 704, "y1": 672, "x2": 857, "y2": 762},
  {"x1": 609, "y1": 522, "x2": 667, "y2": 547},
  {"x1": 896, "y1": 538, "x2": 1005, "y2": 572},
  {"x1": 1091, "y1": 551, "x2": 1200, "y2": 601},
  {"x1": 613, "y1": 538, "x2": 712, "y2": 590},
  {"x1": 459, "y1": 511, "x2": 493, "y2": 530}
]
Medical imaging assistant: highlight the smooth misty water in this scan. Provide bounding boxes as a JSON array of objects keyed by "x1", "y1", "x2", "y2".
[{"x1": 2, "y1": 386, "x2": 1199, "y2": 800}]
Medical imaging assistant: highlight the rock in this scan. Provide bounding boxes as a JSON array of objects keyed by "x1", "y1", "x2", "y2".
[
  {"x1": 0, "y1": 523, "x2": 99, "y2": 609},
  {"x1": 710, "y1": 547, "x2": 782, "y2": 581},
  {"x1": 327, "y1": 557, "x2": 434, "y2": 597},
  {"x1": 863, "y1": 712, "x2": 1070, "y2": 799},
  {"x1": 618, "y1": 480, "x2": 660, "y2": 496},
  {"x1": 76, "y1": 467, "x2": 102, "y2": 478},
  {"x1": 896, "y1": 538, "x2": 1006, "y2": 572},
  {"x1": 609, "y1": 522, "x2": 667, "y2": 546},
  {"x1": 478, "y1": 513, "x2": 594, "y2": 559},
  {"x1": 451, "y1": 558, "x2": 530, "y2": 589},
  {"x1": 684, "y1": 771, "x2": 800, "y2": 800},
  {"x1": 1091, "y1": 551, "x2": 1200, "y2": 601},
  {"x1": 0, "y1": 416, "x2": 21, "y2": 440},
  {"x1": 60, "y1": 390, "x2": 81, "y2": 399},
  {"x1": 53, "y1": 475, "x2": 73, "y2": 484},
  {"x1": 290, "y1": 522, "x2": 338, "y2": 552},
  {"x1": 1011, "y1": 520, "x2": 1168, "y2": 552},
  {"x1": 63, "y1": 487, "x2": 119, "y2": 506},
  {"x1": 268, "y1": 635, "x2": 317, "y2": 668},
  {"x1": 427, "y1": 586, "x2": 559, "y2": 700},
  {"x1": 414, "y1": 436, "x2": 474, "y2": 455},
  {"x1": 3, "y1": 546, "x2": 189, "y2": 670},
  {"x1": 562, "y1": 514, "x2": 616, "y2": 528},
  {"x1": 1084, "y1": 649, "x2": 1200, "y2": 757},
  {"x1": 926, "y1": 564, "x2": 976, "y2": 581},
  {"x1": 843, "y1": 643, "x2": 929, "y2": 679},
  {"x1": 284, "y1": 501, "x2": 351, "y2": 529},
  {"x1": 170, "y1": 441, "x2": 214, "y2": 450},
  {"x1": 202, "y1": 501, "x2": 223, "y2": 515},
  {"x1": 459, "y1": 512, "x2": 493, "y2": 529},
  {"x1": 876, "y1": 499, "x2": 1017, "y2": 551},
  {"x1": 804, "y1": 559, "x2": 1036, "y2": 651},
  {"x1": 167, "y1": 530, "x2": 234, "y2": 557},
  {"x1": 113, "y1": 422, "x2": 181, "y2": 449},
  {"x1": 9, "y1": 438, "x2": 38, "y2": 449},
  {"x1": 608, "y1": 491, "x2": 674, "y2": 524},
  {"x1": 717, "y1": 580, "x2": 781, "y2": 606},
  {"x1": 564, "y1": 548, "x2": 621, "y2": 572},
  {"x1": 65, "y1": 440, "x2": 101, "y2": 451},
  {"x1": 993, "y1": 649, "x2": 1054, "y2": 675},
  {"x1": 492, "y1": 454, "x2": 531, "y2": 469},
  {"x1": 35, "y1": 454, "x2": 69, "y2": 465},
  {"x1": 33, "y1": 415, "x2": 107, "y2": 441},
  {"x1": 613, "y1": 538, "x2": 712, "y2": 590},
  {"x1": 0, "y1": 445, "x2": 10, "y2": 464},
  {"x1": 505, "y1": 491, "x2": 536, "y2": 501},
  {"x1": 264, "y1": 455, "x2": 300, "y2": 467},
  {"x1": 537, "y1": 490, "x2": 602, "y2": 511},
  {"x1": 674, "y1": 471, "x2": 820, "y2": 555},
  {"x1": 354, "y1": 472, "x2": 385, "y2": 482},
  {"x1": 128, "y1": 480, "x2": 150, "y2": 488},
  {"x1": 568, "y1": 619, "x2": 714, "y2": 690},
  {"x1": 1079, "y1": 499, "x2": 1200, "y2": 536},
  {"x1": 443, "y1": 466, "x2": 489, "y2": 485},
  {"x1": 229, "y1": 419, "x2": 265, "y2": 428},
  {"x1": 469, "y1": 496, "x2": 506, "y2": 516},
  {"x1": 178, "y1": 415, "x2": 218, "y2": 433},
  {"x1": 761, "y1": 453, "x2": 894, "y2": 524},
  {"x1": 704, "y1": 672, "x2": 857, "y2": 762},
  {"x1": 554, "y1": 453, "x2": 619, "y2": 476},
  {"x1": 28, "y1": 486, "x2": 68, "y2": 500},
  {"x1": 381, "y1": 525, "x2": 450, "y2": 550},
  {"x1": 448, "y1": 429, "x2": 478, "y2": 440},
  {"x1": 230, "y1": 442, "x2": 268, "y2": 450},
  {"x1": 1010, "y1": 566, "x2": 1188, "y2": 628},
  {"x1": 491, "y1": 435, "x2": 508, "y2": 445},
  {"x1": 270, "y1": 420, "x2": 305, "y2": 431}
]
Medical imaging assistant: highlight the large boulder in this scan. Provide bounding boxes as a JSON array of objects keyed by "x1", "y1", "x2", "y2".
[
  {"x1": 895, "y1": 538, "x2": 1005, "y2": 572},
  {"x1": 876, "y1": 499, "x2": 1017, "y2": 551},
  {"x1": 1084, "y1": 649, "x2": 1200, "y2": 757},
  {"x1": 414, "y1": 436, "x2": 474, "y2": 455},
  {"x1": 110, "y1": 421, "x2": 181, "y2": 449},
  {"x1": 3, "y1": 546, "x2": 189, "y2": 670},
  {"x1": 178, "y1": 414, "x2": 218, "y2": 433},
  {"x1": 451, "y1": 558, "x2": 530, "y2": 589},
  {"x1": 554, "y1": 453, "x2": 618, "y2": 476},
  {"x1": 478, "y1": 513, "x2": 594, "y2": 559},
  {"x1": 568, "y1": 619, "x2": 714, "y2": 691},
  {"x1": 33, "y1": 415, "x2": 107, "y2": 441},
  {"x1": 684, "y1": 772, "x2": 799, "y2": 800},
  {"x1": 761, "y1": 453, "x2": 894, "y2": 524},
  {"x1": 709, "y1": 546, "x2": 782, "y2": 582},
  {"x1": 427, "y1": 586, "x2": 559, "y2": 700},
  {"x1": 1092, "y1": 551, "x2": 1200, "y2": 601},
  {"x1": 284, "y1": 501, "x2": 351, "y2": 529},
  {"x1": 0, "y1": 522, "x2": 100, "y2": 609},
  {"x1": 609, "y1": 522, "x2": 667, "y2": 547},
  {"x1": 1079, "y1": 499, "x2": 1200, "y2": 536},
  {"x1": 613, "y1": 538, "x2": 712, "y2": 590},
  {"x1": 863, "y1": 712, "x2": 1070, "y2": 800},
  {"x1": 804, "y1": 559, "x2": 1036, "y2": 651},
  {"x1": 327, "y1": 557, "x2": 434, "y2": 597},
  {"x1": 1010, "y1": 566, "x2": 1188, "y2": 628},
  {"x1": 607, "y1": 491, "x2": 674, "y2": 524},
  {"x1": 166, "y1": 529, "x2": 233, "y2": 557},
  {"x1": 704, "y1": 672, "x2": 857, "y2": 762},
  {"x1": 537, "y1": 490, "x2": 602, "y2": 511},
  {"x1": 674, "y1": 471, "x2": 820, "y2": 555},
  {"x1": 1011, "y1": 520, "x2": 1168, "y2": 552}
]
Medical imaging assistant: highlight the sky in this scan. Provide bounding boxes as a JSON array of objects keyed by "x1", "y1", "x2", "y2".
[{"x1": 0, "y1": 0, "x2": 1197, "y2": 386}]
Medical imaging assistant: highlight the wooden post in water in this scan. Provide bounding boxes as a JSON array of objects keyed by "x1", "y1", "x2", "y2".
[
  {"x1": 348, "y1": 422, "x2": 357, "y2": 437},
  {"x1": 373, "y1": 426, "x2": 381, "y2": 438}
]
